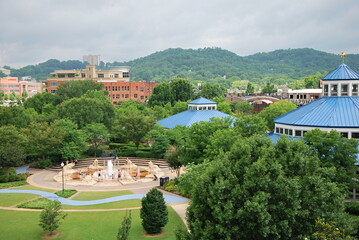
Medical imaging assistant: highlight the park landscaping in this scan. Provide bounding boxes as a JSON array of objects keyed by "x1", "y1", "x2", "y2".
[{"x1": 0, "y1": 207, "x2": 183, "y2": 240}]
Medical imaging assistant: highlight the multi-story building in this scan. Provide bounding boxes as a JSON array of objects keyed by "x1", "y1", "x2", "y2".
[
  {"x1": 45, "y1": 65, "x2": 159, "y2": 104},
  {"x1": 83, "y1": 55, "x2": 101, "y2": 66},
  {"x1": 0, "y1": 77, "x2": 43, "y2": 97}
]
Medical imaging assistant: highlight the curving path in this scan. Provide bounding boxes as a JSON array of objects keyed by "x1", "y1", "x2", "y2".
[{"x1": 0, "y1": 189, "x2": 188, "y2": 206}]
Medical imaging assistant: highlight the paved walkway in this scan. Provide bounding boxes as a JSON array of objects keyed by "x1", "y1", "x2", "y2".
[
  {"x1": 0, "y1": 189, "x2": 188, "y2": 205},
  {"x1": 4, "y1": 168, "x2": 190, "y2": 227}
]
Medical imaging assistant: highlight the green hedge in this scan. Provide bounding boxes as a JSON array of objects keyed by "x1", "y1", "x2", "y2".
[
  {"x1": 0, "y1": 181, "x2": 28, "y2": 189},
  {"x1": 55, "y1": 189, "x2": 77, "y2": 198},
  {"x1": 0, "y1": 168, "x2": 30, "y2": 183},
  {"x1": 345, "y1": 201, "x2": 359, "y2": 216},
  {"x1": 17, "y1": 198, "x2": 52, "y2": 209}
]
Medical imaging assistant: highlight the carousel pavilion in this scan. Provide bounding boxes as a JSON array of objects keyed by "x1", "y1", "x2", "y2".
[
  {"x1": 157, "y1": 97, "x2": 235, "y2": 129},
  {"x1": 272, "y1": 60, "x2": 359, "y2": 140}
]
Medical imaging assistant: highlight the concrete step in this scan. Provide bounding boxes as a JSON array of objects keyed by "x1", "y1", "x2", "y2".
[{"x1": 47, "y1": 157, "x2": 169, "y2": 171}]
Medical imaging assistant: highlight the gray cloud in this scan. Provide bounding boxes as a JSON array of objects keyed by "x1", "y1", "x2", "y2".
[{"x1": 1, "y1": 0, "x2": 359, "y2": 67}]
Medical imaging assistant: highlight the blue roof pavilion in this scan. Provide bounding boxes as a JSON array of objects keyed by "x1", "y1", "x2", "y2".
[
  {"x1": 273, "y1": 59, "x2": 359, "y2": 140},
  {"x1": 157, "y1": 97, "x2": 235, "y2": 129}
]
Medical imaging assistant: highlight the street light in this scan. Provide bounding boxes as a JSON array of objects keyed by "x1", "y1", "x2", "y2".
[{"x1": 61, "y1": 162, "x2": 65, "y2": 194}]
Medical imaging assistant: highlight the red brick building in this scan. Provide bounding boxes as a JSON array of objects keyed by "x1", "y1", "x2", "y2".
[{"x1": 45, "y1": 65, "x2": 159, "y2": 104}]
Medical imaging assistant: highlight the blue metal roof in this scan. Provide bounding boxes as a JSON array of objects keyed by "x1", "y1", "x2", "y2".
[
  {"x1": 274, "y1": 97, "x2": 359, "y2": 128},
  {"x1": 322, "y1": 64, "x2": 359, "y2": 80},
  {"x1": 188, "y1": 97, "x2": 217, "y2": 105},
  {"x1": 266, "y1": 132, "x2": 359, "y2": 164},
  {"x1": 157, "y1": 110, "x2": 234, "y2": 129}
]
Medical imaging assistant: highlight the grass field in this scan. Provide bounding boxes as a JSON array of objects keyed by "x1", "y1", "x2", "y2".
[
  {"x1": 71, "y1": 190, "x2": 133, "y2": 200},
  {"x1": 0, "y1": 193, "x2": 39, "y2": 207},
  {"x1": 62, "y1": 199, "x2": 142, "y2": 210},
  {"x1": 0, "y1": 207, "x2": 184, "y2": 240},
  {"x1": 11, "y1": 185, "x2": 56, "y2": 192}
]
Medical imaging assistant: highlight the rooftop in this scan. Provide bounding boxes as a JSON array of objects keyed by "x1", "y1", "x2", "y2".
[
  {"x1": 322, "y1": 63, "x2": 359, "y2": 81},
  {"x1": 274, "y1": 97, "x2": 359, "y2": 128}
]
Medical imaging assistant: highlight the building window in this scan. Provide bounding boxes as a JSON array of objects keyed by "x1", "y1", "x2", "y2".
[
  {"x1": 116, "y1": 94, "x2": 120, "y2": 99},
  {"x1": 323, "y1": 84, "x2": 329, "y2": 96},
  {"x1": 279, "y1": 128, "x2": 283, "y2": 134},
  {"x1": 136, "y1": 86, "x2": 138, "y2": 90},
  {"x1": 123, "y1": 72, "x2": 129, "y2": 78},
  {"x1": 289, "y1": 95, "x2": 293, "y2": 99},
  {"x1": 68, "y1": 73, "x2": 75, "y2": 78},
  {"x1": 50, "y1": 90, "x2": 56, "y2": 93},
  {"x1": 284, "y1": 129, "x2": 288, "y2": 135},
  {"x1": 288, "y1": 129, "x2": 293, "y2": 136},
  {"x1": 351, "y1": 132, "x2": 359, "y2": 139},
  {"x1": 134, "y1": 94, "x2": 138, "y2": 98},
  {"x1": 352, "y1": 84, "x2": 358, "y2": 96},
  {"x1": 58, "y1": 73, "x2": 65, "y2": 78},
  {"x1": 295, "y1": 130, "x2": 301, "y2": 137},
  {"x1": 140, "y1": 87, "x2": 144, "y2": 92},
  {"x1": 125, "y1": 94, "x2": 129, "y2": 98},
  {"x1": 50, "y1": 82, "x2": 58, "y2": 86},
  {"x1": 81, "y1": 73, "x2": 86, "y2": 78},
  {"x1": 275, "y1": 127, "x2": 279, "y2": 134},
  {"x1": 331, "y1": 84, "x2": 338, "y2": 96},
  {"x1": 341, "y1": 132, "x2": 348, "y2": 138},
  {"x1": 98, "y1": 74, "x2": 104, "y2": 78},
  {"x1": 114, "y1": 74, "x2": 119, "y2": 78},
  {"x1": 341, "y1": 84, "x2": 348, "y2": 96},
  {"x1": 112, "y1": 87, "x2": 115, "y2": 91},
  {"x1": 140, "y1": 96, "x2": 144, "y2": 100}
]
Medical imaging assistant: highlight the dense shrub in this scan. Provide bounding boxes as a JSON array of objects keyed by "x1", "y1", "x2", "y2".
[
  {"x1": 163, "y1": 180, "x2": 178, "y2": 192},
  {"x1": 0, "y1": 175, "x2": 9, "y2": 183},
  {"x1": 37, "y1": 159, "x2": 53, "y2": 169},
  {"x1": 55, "y1": 189, "x2": 77, "y2": 198},
  {"x1": 0, "y1": 181, "x2": 28, "y2": 189},
  {"x1": 345, "y1": 202, "x2": 359, "y2": 216},
  {"x1": 140, "y1": 188, "x2": 168, "y2": 234}
]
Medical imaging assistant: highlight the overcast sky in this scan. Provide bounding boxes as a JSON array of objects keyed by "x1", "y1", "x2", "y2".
[{"x1": 1, "y1": 0, "x2": 359, "y2": 68}]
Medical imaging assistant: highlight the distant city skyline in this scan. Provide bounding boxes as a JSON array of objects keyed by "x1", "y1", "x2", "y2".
[{"x1": 1, "y1": 0, "x2": 359, "y2": 68}]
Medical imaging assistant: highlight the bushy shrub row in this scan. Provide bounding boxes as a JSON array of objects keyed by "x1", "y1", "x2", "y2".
[
  {"x1": 55, "y1": 189, "x2": 77, "y2": 198},
  {"x1": 0, "y1": 181, "x2": 28, "y2": 189},
  {"x1": 30, "y1": 158, "x2": 53, "y2": 169},
  {"x1": 345, "y1": 201, "x2": 359, "y2": 216},
  {"x1": 0, "y1": 168, "x2": 30, "y2": 183}
]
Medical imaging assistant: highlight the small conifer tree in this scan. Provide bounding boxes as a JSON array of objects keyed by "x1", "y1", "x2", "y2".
[
  {"x1": 117, "y1": 211, "x2": 132, "y2": 240},
  {"x1": 39, "y1": 200, "x2": 67, "y2": 234},
  {"x1": 140, "y1": 188, "x2": 168, "y2": 234}
]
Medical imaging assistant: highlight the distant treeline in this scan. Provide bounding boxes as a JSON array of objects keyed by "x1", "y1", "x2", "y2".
[{"x1": 5, "y1": 48, "x2": 359, "y2": 87}]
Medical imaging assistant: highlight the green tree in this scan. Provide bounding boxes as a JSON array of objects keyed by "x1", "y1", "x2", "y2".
[
  {"x1": 21, "y1": 90, "x2": 28, "y2": 98},
  {"x1": 22, "y1": 122, "x2": 66, "y2": 159},
  {"x1": 231, "y1": 101, "x2": 254, "y2": 115},
  {"x1": 170, "y1": 78, "x2": 194, "y2": 102},
  {"x1": 53, "y1": 119, "x2": 88, "y2": 160},
  {"x1": 0, "y1": 125, "x2": 27, "y2": 177},
  {"x1": 141, "y1": 188, "x2": 168, "y2": 234},
  {"x1": 39, "y1": 200, "x2": 67, "y2": 235},
  {"x1": 303, "y1": 129, "x2": 359, "y2": 190},
  {"x1": 146, "y1": 125, "x2": 170, "y2": 158},
  {"x1": 113, "y1": 111, "x2": 155, "y2": 149},
  {"x1": 185, "y1": 136, "x2": 350, "y2": 240},
  {"x1": 148, "y1": 83, "x2": 174, "y2": 107},
  {"x1": 234, "y1": 115, "x2": 268, "y2": 137},
  {"x1": 56, "y1": 80, "x2": 104, "y2": 102},
  {"x1": 0, "y1": 106, "x2": 38, "y2": 128},
  {"x1": 83, "y1": 123, "x2": 109, "y2": 157},
  {"x1": 171, "y1": 101, "x2": 188, "y2": 115},
  {"x1": 117, "y1": 211, "x2": 132, "y2": 240},
  {"x1": 57, "y1": 96, "x2": 115, "y2": 129},
  {"x1": 245, "y1": 82, "x2": 255, "y2": 95},
  {"x1": 24, "y1": 92, "x2": 58, "y2": 114},
  {"x1": 0, "y1": 90, "x2": 5, "y2": 100},
  {"x1": 199, "y1": 83, "x2": 226, "y2": 99},
  {"x1": 261, "y1": 82, "x2": 277, "y2": 94},
  {"x1": 259, "y1": 100, "x2": 297, "y2": 130},
  {"x1": 310, "y1": 219, "x2": 353, "y2": 240}
]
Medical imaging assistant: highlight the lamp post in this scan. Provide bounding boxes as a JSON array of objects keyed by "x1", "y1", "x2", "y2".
[{"x1": 61, "y1": 162, "x2": 65, "y2": 194}]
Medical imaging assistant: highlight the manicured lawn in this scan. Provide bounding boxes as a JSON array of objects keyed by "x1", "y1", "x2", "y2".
[
  {"x1": 62, "y1": 199, "x2": 142, "y2": 210},
  {"x1": 0, "y1": 207, "x2": 184, "y2": 240},
  {"x1": 11, "y1": 185, "x2": 56, "y2": 192},
  {"x1": 0, "y1": 193, "x2": 39, "y2": 207},
  {"x1": 71, "y1": 190, "x2": 133, "y2": 201}
]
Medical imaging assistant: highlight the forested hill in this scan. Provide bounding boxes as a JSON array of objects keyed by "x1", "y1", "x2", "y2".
[
  {"x1": 6, "y1": 48, "x2": 359, "y2": 85},
  {"x1": 113, "y1": 48, "x2": 359, "y2": 83}
]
